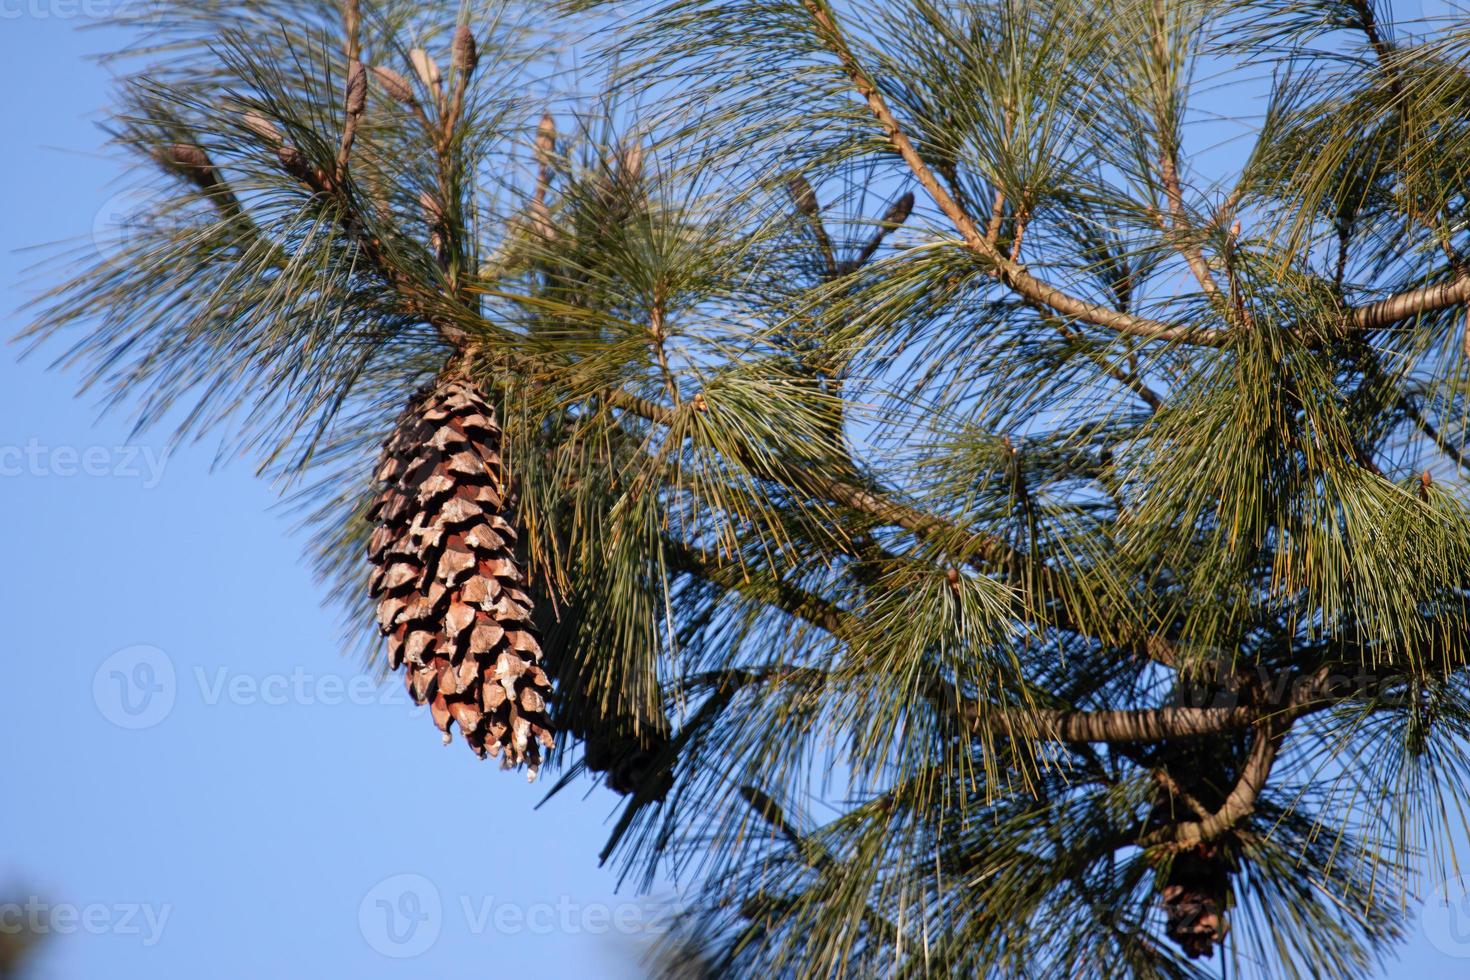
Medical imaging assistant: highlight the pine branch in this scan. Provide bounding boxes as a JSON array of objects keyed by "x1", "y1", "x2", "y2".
[{"x1": 796, "y1": 0, "x2": 1228, "y2": 347}]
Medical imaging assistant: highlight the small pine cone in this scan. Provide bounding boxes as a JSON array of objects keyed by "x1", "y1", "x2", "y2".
[
  {"x1": 159, "y1": 142, "x2": 217, "y2": 190},
  {"x1": 409, "y1": 47, "x2": 442, "y2": 88},
  {"x1": 371, "y1": 65, "x2": 416, "y2": 104},
  {"x1": 345, "y1": 61, "x2": 367, "y2": 116},
  {"x1": 1160, "y1": 845, "x2": 1230, "y2": 959},
  {"x1": 883, "y1": 191, "x2": 915, "y2": 227},
  {"x1": 367, "y1": 373, "x2": 554, "y2": 778},
  {"x1": 241, "y1": 110, "x2": 283, "y2": 146},
  {"x1": 535, "y1": 112, "x2": 556, "y2": 169},
  {"x1": 451, "y1": 25, "x2": 479, "y2": 74}
]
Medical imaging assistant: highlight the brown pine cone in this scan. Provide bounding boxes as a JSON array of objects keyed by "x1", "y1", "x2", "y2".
[{"x1": 366, "y1": 372, "x2": 554, "y2": 778}]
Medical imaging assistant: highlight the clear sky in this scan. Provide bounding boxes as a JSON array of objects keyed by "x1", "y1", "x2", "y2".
[
  {"x1": 3, "y1": 4, "x2": 1470, "y2": 979},
  {"x1": 0, "y1": 10, "x2": 659, "y2": 979}
]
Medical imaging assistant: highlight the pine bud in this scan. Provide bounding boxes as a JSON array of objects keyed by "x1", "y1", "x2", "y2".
[
  {"x1": 345, "y1": 61, "x2": 367, "y2": 116},
  {"x1": 277, "y1": 143, "x2": 313, "y2": 183},
  {"x1": 241, "y1": 110, "x2": 283, "y2": 145},
  {"x1": 1420, "y1": 469, "x2": 1433, "y2": 500},
  {"x1": 787, "y1": 174, "x2": 820, "y2": 219},
  {"x1": 451, "y1": 25, "x2": 478, "y2": 74},
  {"x1": 162, "y1": 142, "x2": 210, "y2": 171},
  {"x1": 409, "y1": 47, "x2": 442, "y2": 89},
  {"x1": 884, "y1": 191, "x2": 915, "y2": 227},
  {"x1": 160, "y1": 142, "x2": 216, "y2": 188},
  {"x1": 370, "y1": 65, "x2": 415, "y2": 103},
  {"x1": 419, "y1": 189, "x2": 444, "y2": 226},
  {"x1": 535, "y1": 112, "x2": 556, "y2": 168},
  {"x1": 621, "y1": 143, "x2": 644, "y2": 183}
]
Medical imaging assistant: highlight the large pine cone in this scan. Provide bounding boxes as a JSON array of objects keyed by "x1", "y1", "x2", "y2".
[{"x1": 367, "y1": 373, "x2": 554, "y2": 777}]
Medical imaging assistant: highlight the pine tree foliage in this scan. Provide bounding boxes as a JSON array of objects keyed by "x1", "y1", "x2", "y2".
[{"x1": 20, "y1": 0, "x2": 1470, "y2": 975}]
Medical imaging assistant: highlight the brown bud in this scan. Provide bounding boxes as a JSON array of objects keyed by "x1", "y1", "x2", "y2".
[
  {"x1": 409, "y1": 47, "x2": 442, "y2": 89},
  {"x1": 370, "y1": 65, "x2": 415, "y2": 103},
  {"x1": 241, "y1": 111, "x2": 283, "y2": 145},
  {"x1": 277, "y1": 143, "x2": 313, "y2": 183},
  {"x1": 1229, "y1": 219, "x2": 1242, "y2": 238},
  {"x1": 162, "y1": 142, "x2": 210, "y2": 171},
  {"x1": 884, "y1": 191, "x2": 915, "y2": 227},
  {"x1": 1420, "y1": 469, "x2": 1433, "y2": 500},
  {"x1": 420, "y1": 189, "x2": 443, "y2": 226},
  {"x1": 345, "y1": 60, "x2": 367, "y2": 115},
  {"x1": 690, "y1": 392, "x2": 710, "y2": 413},
  {"x1": 451, "y1": 25, "x2": 479, "y2": 74},
  {"x1": 160, "y1": 143, "x2": 216, "y2": 188},
  {"x1": 535, "y1": 112, "x2": 556, "y2": 168},
  {"x1": 787, "y1": 174, "x2": 819, "y2": 219},
  {"x1": 621, "y1": 143, "x2": 644, "y2": 183}
]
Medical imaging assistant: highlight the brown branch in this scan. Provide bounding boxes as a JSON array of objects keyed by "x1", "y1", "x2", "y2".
[
  {"x1": 647, "y1": 283, "x2": 681, "y2": 406},
  {"x1": 1148, "y1": 0, "x2": 1223, "y2": 302},
  {"x1": 1338, "y1": 0, "x2": 1470, "y2": 333},
  {"x1": 1141, "y1": 719, "x2": 1284, "y2": 848},
  {"x1": 798, "y1": 0, "x2": 1227, "y2": 347},
  {"x1": 340, "y1": 0, "x2": 360, "y2": 63},
  {"x1": 982, "y1": 704, "x2": 1259, "y2": 744},
  {"x1": 985, "y1": 186, "x2": 1007, "y2": 244},
  {"x1": 1348, "y1": 275, "x2": 1470, "y2": 331},
  {"x1": 1156, "y1": 153, "x2": 1223, "y2": 301},
  {"x1": 1154, "y1": 769, "x2": 1213, "y2": 821}
]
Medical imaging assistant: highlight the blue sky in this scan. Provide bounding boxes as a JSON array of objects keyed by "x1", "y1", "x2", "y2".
[
  {"x1": 4, "y1": 4, "x2": 1470, "y2": 978},
  {"x1": 0, "y1": 10, "x2": 658, "y2": 979}
]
